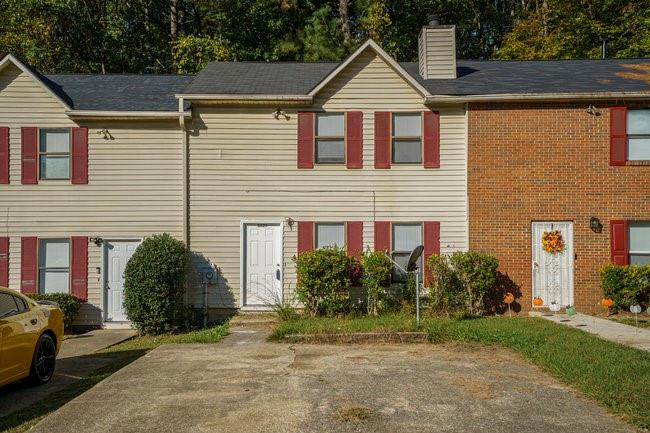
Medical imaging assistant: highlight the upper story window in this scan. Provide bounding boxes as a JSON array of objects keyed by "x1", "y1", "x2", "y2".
[
  {"x1": 629, "y1": 222, "x2": 650, "y2": 265},
  {"x1": 392, "y1": 113, "x2": 422, "y2": 164},
  {"x1": 315, "y1": 113, "x2": 345, "y2": 164},
  {"x1": 626, "y1": 110, "x2": 650, "y2": 161},
  {"x1": 392, "y1": 223, "x2": 422, "y2": 282},
  {"x1": 38, "y1": 239, "x2": 70, "y2": 294},
  {"x1": 315, "y1": 223, "x2": 345, "y2": 249},
  {"x1": 39, "y1": 129, "x2": 70, "y2": 180}
]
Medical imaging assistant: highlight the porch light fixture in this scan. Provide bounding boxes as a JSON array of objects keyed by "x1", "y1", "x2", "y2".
[
  {"x1": 272, "y1": 108, "x2": 290, "y2": 120},
  {"x1": 589, "y1": 217, "x2": 602, "y2": 233},
  {"x1": 89, "y1": 236, "x2": 104, "y2": 246}
]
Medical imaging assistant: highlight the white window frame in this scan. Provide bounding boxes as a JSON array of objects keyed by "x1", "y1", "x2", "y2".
[
  {"x1": 628, "y1": 222, "x2": 650, "y2": 264},
  {"x1": 315, "y1": 112, "x2": 346, "y2": 164},
  {"x1": 391, "y1": 222, "x2": 422, "y2": 283},
  {"x1": 315, "y1": 222, "x2": 346, "y2": 249},
  {"x1": 391, "y1": 112, "x2": 422, "y2": 164},
  {"x1": 38, "y1": 238, "x2": 70, "y2": 295},
  {"x1": 38, "y1": 128, "x2": 71, "y2": 180}
]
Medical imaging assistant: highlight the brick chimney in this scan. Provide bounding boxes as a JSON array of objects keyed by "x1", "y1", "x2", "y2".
[{"x1": 418, "y1": 15, "x2": 457, "y2": 79}]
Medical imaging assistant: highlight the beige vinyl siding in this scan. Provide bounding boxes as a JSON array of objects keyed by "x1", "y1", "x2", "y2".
[
  {"x1": 418, "y1": 26, "x2": 457, "y2": 79},
  {"x1": 188, "y1": 48, "x2": 467, "y2": 308},
  {"x1": 0, "y1": 64, "x2": 183, "y2": 325}
]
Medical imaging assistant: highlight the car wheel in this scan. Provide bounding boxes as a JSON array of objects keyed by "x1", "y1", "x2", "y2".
[{"x1": 28, "y1": 334, "x2": 57, "y2": 385}]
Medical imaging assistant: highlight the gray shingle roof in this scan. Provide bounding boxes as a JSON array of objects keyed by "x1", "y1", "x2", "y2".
[
  {"x1": 182, "y1": 61, "x2": 338, "y2": 95},
  {"x1": 181, "y1": 58, "x2": 650, "y2": 97},
  {"x1": 404, "y1": 59, "x2": 650, "y2": 96},
  {"x1": 44, "y1": 74, "x2": 194, "y2": 111}
]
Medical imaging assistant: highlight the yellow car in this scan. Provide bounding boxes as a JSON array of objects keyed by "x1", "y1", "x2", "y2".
[{"x1": 0, "y1": 287, "x2": 64, "y2": 387}]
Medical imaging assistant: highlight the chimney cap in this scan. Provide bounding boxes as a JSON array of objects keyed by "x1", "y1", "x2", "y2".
[{"x1": 427, "y1": 14, "x2": 441, "y2": 26}]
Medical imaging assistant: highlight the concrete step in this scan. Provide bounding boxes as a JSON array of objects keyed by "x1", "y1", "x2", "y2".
[{"x1": 229, "y1": 312, "x2": 279, "y2": 327}]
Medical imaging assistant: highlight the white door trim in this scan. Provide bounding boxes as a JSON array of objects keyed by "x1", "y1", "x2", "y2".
[
  {"x1": 102, "y1": 237, "x2": 142, "y2": 324},
  {"x1": 239, "y1": 220, "x2": 284, "y2": 310},
  {"x1": 531, "y1": 221, "x2": 574, "y2": 308}
]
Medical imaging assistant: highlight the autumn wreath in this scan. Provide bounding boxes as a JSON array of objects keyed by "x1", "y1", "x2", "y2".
[{"x1": 542, "y1": 230, "x2": 565, "y2": 254}]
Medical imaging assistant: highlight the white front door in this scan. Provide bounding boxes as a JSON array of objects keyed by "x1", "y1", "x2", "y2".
[
  {"x1": 243, "y1": 223, "x2": 282, "y2": 307},
  {"x1": 531, "y1": 222, "x2": 574, "y2": 307},
  {"x1": 105, "y1": 240, "x2": 140, "y2": 322}
]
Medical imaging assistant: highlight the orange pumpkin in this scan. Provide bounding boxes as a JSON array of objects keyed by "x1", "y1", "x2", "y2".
[
  {"x1": 533, "y1": 297, "x2": 544, "y2": 307},
  {"x1": 503, "y1": 292, "x2": 515, "y2": 304},
  {"x1": 600, "y1": 298, "x2": 614, "y2": 308}
]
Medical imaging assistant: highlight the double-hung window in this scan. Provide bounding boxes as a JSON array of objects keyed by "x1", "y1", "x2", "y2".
[
  {"x1": 38, "y1": 239, "x2": 70, "y2": 294},
  {"x1": 39, "y1": 129, "x2": 70, "y2": 180},
  {"x1": 392, "y1": 223, "x2": 422, "y2": 282},
  {"x1": 315, "y1": 113, "x2": 345, "y2": 164},
  {"x1": 629, "y1": 222, "x2": 650, "y2": 265},
  {"x1": 392, "y1": 113, "x2": 422, "y2": 164},
  {"x1": 626, "y1": 110, "x2": 650, "y2": 161},
  {"x1": 315, "y1": 223, "x2": 345, "y2": 249}
]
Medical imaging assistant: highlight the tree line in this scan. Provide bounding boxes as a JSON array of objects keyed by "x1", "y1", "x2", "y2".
[{"x1": 1, "y1": 0, "x2": 648, "y2": 74}]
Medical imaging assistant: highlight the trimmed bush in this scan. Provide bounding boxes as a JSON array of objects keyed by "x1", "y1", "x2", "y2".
[
  {"x1": 27, "y1": 293, "x2": 82, "y2": 331},
  {"x1": 600, "y1": 264, "x2": 650, "y2": 310},
  {"x1": 427, "y1": 251, "x2": 499, "y2": 316},
  {"x1": 361, "y1": 251, "x2": 392, "y2": 315},
  {"x1": 123, "y1": 233, "x2": 189, "y2": 334},
  {"x1": 293, "y1": 247, "x2": 353, "y2": 317}
]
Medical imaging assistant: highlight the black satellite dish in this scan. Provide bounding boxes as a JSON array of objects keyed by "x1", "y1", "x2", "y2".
[{"x1": 406, "y1": 245, "x2": 424, "y2": 272}]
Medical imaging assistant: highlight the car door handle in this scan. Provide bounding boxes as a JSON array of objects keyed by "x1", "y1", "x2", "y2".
[{"x1": 30, "y1": 318, "x2": 37, "y2": 325}]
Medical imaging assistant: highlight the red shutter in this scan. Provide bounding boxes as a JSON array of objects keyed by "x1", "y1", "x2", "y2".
[
  {"x1": 610, "y1": 220, "x2": 628, "y2": 266},
  {"x1": 374, "y1": 112, "x2": 391, "y2": 169},
  {"x1": 21, "y1": 127, "x2": 38, "y2": 184},
  {"x1": 423, "y1": 111, "x2": 440, "y2": 168},
  {"x1": 423, "y1": 221, "x2": 441, "y2": 284},
  {"x1": 346, "y1": 112, "x2": 363, "y2": 169},
  {"x1": 346, "y1": 221, "x2": 363, "y2": 256},
  {"x1": 20, "y1": 236, "x2": 37, "y2": 294},
  {"x1": 0, "y1": 127, "x2": 8, "y2": 184},
  {"x1": 297, "y1": 112, "x2": 314, "y2": 169},
  {"x1": 297, "y1": 221, "x2": 314, "y2": 254},
  {"x1": 71, "y1": 127, "x2": 88, "y2": 184},
  {"x1": 374, "y1": 221, "x2": 391, "y2": 252},
  {"x1": 70, "y1": 236, "x2": 88, "y2": 300},
  {"x1": 0, "y1": 237, "x2": 8, "y2": 287},
  {"x1": 610, "y1": 106, "x2": 627, "y2": 166}
]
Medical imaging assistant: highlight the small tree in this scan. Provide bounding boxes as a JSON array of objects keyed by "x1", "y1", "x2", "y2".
[
  {"x1": 361, "y1": 250, "x2": 392, "y2": 316},
  {"x1": 293, "y1": 247, "x2": 353, "y2": 317},
  {"x1": 123, "y1": 233, "x2": 189, "y2": 334}
]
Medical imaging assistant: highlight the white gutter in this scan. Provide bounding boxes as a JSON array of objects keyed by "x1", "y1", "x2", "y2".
[
  {"x1": 175, "y1": 94, "x2": 313, "y2": 103},
  {"x1": 425, "y1": 91, "x2": 650, "y2": 104},
  {"x1": 66, "y1": 110, "x2": 192, "y2": 119}
]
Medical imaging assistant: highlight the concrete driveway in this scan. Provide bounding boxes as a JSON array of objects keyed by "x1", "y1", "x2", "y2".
[{"x1": 29, "y1": 328, "x2": 635, "y2": 433}]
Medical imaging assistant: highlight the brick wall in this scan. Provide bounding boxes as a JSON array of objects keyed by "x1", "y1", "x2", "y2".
[{"x1": 468, "y1": 101, "x2": 650, "y2": 312}]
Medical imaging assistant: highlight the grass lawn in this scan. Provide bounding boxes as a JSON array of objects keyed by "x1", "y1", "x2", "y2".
[
  {"x1": 272, "y1": 314, "x2": 650, "y2": 430},
  {"x1": 0, "y1": 324, "x2": 228, "y2": 433}
]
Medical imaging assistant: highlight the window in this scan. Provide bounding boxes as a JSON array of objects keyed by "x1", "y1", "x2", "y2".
[
  {"x1": 315, "y1": 113, "x2": 345, "y2": 164},
  {"x1": 392, "y1": 223, "x2": 422, "y2": 282},
  {"x1": 38, "y1": 239, "x2": 70, "y2": 294},
  {"x1": 0, "y1": 293, "x2": 19, "y2": 318},
  {"x1": 626, "y1": 110, "x2": 650, "y2": 161},
  {"x1": 392, "y1": 113, "x2": 422, "y2": 164},
  {"x1": 629, "y1": 222, "x2": 650, "y2": 265},
  {"x1": 315, "y1": 223, "x2": 345, "y2": 249},
  {"x1": 39, "y1": 129, "x2": 70, "y2": 180}
]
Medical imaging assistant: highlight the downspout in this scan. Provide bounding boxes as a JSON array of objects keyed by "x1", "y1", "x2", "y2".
[{"x1": 179, "y1": 97, "x2": 191, "y2": 310}]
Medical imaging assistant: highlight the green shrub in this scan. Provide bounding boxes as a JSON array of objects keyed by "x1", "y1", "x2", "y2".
[
  {"x1": 427, "y1": 251, "x2": 499, "y2": 316},
  {"x1": 600, "y1": 264, "x2": 650, "y2": 310},
  {"x1": 361, "y1": 250, "x2": 392, "y2": 315},
  {"x1": 27, "y1": 293, "x2": 82, "y2": 331},
  {"x1": 293, "y1": 247, "x2": 353, "y2": 317},
  {"x1": 123, "y1": 233, "x2": 189, "y2": 334}
]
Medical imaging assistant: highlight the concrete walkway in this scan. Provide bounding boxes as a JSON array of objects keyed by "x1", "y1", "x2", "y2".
[
  {"x1": 0, "y1": 329, "x2": 136, "y2": 417},
  {"x1": 540, "y1": 313, "x2": 650, "y2": 352},
  {"x1": 28, "y1": 324, "x2": 636, "y2": 433}
]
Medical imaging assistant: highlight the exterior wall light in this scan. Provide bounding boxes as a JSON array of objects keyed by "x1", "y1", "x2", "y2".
[
  {"x1": 89, "y1": 237, "x2": 104, "y2": 246},
  {"x1": 590, "y1": 217, "x2": 602, "y2": 233}
]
